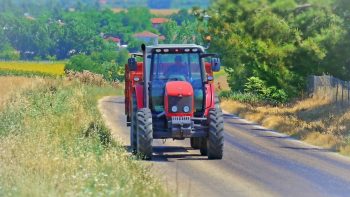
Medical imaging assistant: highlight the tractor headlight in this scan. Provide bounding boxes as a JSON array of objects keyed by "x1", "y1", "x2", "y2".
[
  {"x1": 171, "y1": 106, "x2": 178, "y2": 113},
  {"x1": 183, "y1": 106, "x2": 190, "y2": 113}
]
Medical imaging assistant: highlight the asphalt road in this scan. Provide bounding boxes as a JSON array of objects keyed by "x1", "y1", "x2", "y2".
[{"x1": 99, "y1": 96, "x2": 350, "y2": 197}]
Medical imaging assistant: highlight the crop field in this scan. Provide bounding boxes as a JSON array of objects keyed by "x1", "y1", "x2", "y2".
[{"x1": 0, "y1": 61, "x2": 65, "y2": 76}]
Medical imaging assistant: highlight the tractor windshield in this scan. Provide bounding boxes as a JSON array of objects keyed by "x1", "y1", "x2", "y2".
[
  {"x1": 150, "y1": 52, "x2": 205, "y2": 114},
  {"x1": 151, "y1": 53, "x2": 203, "y2": 82}
]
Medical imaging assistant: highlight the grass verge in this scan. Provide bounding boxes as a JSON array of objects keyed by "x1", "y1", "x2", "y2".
[
  {"x1": 221, "y1": 97, "x2": 350, "y2": 156},
  {"x1": 0, "y1": 78, "x2": 167, "y2": 196}
]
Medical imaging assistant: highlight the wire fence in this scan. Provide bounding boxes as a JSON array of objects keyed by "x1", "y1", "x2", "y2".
[{"x1": 308, "y1": 75, "x2": 350, "y2": 104}]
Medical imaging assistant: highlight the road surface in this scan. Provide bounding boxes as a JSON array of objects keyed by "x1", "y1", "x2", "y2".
[{"x1": 99, "y1": 96, "x2": 350, "y2": 197}]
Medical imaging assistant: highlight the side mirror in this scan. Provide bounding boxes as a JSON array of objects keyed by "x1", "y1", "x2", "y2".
[
  {"x1": 128, "y1": 57, "x2": 137, "y2": 71},
  {"x1": 211, "y1": 58, "x2": 221, "y2": 72}
]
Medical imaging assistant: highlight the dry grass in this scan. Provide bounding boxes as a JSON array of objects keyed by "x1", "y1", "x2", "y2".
[
  {"x1": 0, "y1": 61, "x2": 65, "y2": 76},
  {"x1": 150, "y1": 9, "x2": 179, "y2": 16},
  {"x1": 0, "y1": 76, "x2": 45, "y2": 110},
  {"x1": 221, "y1": 97, "x2": 350, "y2": 156},
  {"x1": 112, "y1": 8, "x2": 179, "y2": 16},
  {"x1": 0, "y1": 77, "x2": 167, "y2": 196},
  {"x1": 214, "y1": 69, "x2": 230, "y2": 92}
]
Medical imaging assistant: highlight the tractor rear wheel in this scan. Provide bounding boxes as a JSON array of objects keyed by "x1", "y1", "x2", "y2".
[
  {"x1": 190, "y1": 138, "x2": 201, "y2": 149},
  {"x1": 207, "y1": 108, "x2": 224, "y2": 160},
  {"x1": 137, "y1": 108, "x2": 153, "y2": 160},
  {"x1": 199, "y1": 138, "x2": 207, "y2": 156},
  {"x1": 130, "y1": 93, "x2": 138, "y2": 153}
]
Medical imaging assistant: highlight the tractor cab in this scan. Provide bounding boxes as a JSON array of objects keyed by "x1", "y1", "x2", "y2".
[
  {"x1": 149, "y1": 46, "x2": 206, "y2": 118},
  {"x1": 125, "y1": 44, "x2": 224, "y2": 160}
]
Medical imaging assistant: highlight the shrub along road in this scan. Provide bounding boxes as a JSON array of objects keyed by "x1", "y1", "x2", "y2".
[{"x1": 99, "y1": 96, "x2": 350, "y2": 197}]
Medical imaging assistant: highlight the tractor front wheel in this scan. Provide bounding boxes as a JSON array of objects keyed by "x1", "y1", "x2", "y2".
[
  {"x1": 207, "y1": 108, "x2": 224, "y2": 160},
  {"x1": 137, "y1": 108, "x2": 153, "y2": 160}
]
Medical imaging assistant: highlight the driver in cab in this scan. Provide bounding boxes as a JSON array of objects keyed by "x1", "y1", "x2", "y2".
[{"x1": 165, "y1": 55, "x2": 189, "y2": 81}]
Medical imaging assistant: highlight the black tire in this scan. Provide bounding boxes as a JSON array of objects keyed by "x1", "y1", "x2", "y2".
[
  {"x1": 199, "y1": 137, "x2": 207, "y2": 156},
  {"x1": 207, "y1": 108, "x2": 224, "y2": 160},
  {"x1": 190, "y1": 138, "x2": 201, "y2": 149},
  {"x1": 130, "y1": 93, "x2": 138, "y2": 153},
  {"x1": 137, "y1": 108, "x2": 153, "y2": 160}
]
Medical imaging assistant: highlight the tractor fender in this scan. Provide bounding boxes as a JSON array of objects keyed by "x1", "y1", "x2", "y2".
[
  {"x1": 205, "y1": 83, "x2": 216, "y2": 116},
  {"x1": 134, "y1": 84, "x2": 144, "y2": 109}
]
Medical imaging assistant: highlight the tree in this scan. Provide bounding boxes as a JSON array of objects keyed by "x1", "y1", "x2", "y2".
[
  {"x1": 206, "y1": 0, "x2": 349, "y2": 97},
  {"x1": 121, "y1": 7, "x2": 153, "y2": 32},
  {"x1": 160, "y1": 20, "x2": 203, "y2": 44},
  {"x1": 170, "y1": 9, "x2": 195, "y2": 25}
]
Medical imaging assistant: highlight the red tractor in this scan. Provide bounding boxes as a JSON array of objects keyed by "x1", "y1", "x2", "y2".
[{"x1": 125, "y1": 44, "x2": 224, "y2": 160}]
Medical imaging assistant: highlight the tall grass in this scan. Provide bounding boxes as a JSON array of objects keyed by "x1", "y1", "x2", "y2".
[
  {"x1": 0, "y1": 76, "x2": 45, "y2": 110},
  {"x1": 0, "y1": 78, "x2": 167, "y2": 196}
]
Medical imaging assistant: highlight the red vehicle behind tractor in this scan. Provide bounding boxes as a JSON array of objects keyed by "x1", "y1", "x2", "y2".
[{"x1": 124, "y1": 44, "x2": 224, "y2": 160}]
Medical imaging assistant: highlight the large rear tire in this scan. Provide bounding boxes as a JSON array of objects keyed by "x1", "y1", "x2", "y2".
[
  {"x1": 207, "y1": 108, "x2": 224, "y2": 160},
  {"x1": 130, "y1": 93, "x2": 138, "y2": 153},
  {"x1": 199, "y1": 138, "x2": 207, "y2": 156},
  {"x1": 137, "y1": 108, "x2": 153, "y2": 160}
]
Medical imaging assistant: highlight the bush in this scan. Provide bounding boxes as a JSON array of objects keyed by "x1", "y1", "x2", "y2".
[
  {"x1": 263, "y1": 86, "x2": 288, "y2": 103},
  {"x1": 221, "y1": 76, "x2": 289, "y2": 104},
  {"x1": 65, "y1": 49, "x2": 126, "y2": 81},
  {"x1": 65, "y1": 54, "x2": 96, "y2": 72},
  {"x1": 219, "y1": 91, "x2": 262, "y2": 104},
  {"x1": 244, "y1": 77, "x2": 266, "y2": 95},
  {"x1": 0, "y1": 45, "x2": 20, "y2": 60}
]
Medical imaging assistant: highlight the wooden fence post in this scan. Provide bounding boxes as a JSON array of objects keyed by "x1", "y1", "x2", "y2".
[
  {"x1": 336, "y1": 81, "x2": 339, "y2": 103},
  {"x1": 341, "y1": 81, "x2": 344, "y2": 105},
  {"x1": 347, "y1": 81, "x2": 350, "y2": 104}
]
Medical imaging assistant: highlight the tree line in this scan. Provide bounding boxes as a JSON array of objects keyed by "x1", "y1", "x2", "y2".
[
  {"x1": 0, "y1": 5, "x2": 157, "y2": 61},
  {"x1": 207, "y1": 0, "x2": 350, "y2": 100},
  {"x1": 0, "y1": 1, "x2": 203, "y2": 81}
]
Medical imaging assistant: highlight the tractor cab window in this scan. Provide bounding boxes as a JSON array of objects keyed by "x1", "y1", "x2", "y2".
[{"x1": 151, "y1": 53, "x2": 202, "y2": 82}]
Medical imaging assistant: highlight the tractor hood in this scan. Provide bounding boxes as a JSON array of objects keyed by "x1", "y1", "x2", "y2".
[
  {"x1": 165, "y1": 81, "x2": 193, "y2": 97},
  {"x1": 165, "y1": 81, "x2": 194, "y2": 116}
]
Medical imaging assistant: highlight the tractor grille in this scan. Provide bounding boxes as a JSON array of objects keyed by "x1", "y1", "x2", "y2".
[{"x1": 168, "y1": 96, "x2": 192, "y2": 113}]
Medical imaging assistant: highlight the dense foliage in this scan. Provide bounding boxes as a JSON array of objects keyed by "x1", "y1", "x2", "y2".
[
  {"x1": 0, "y1": 0, "x2": 210, "y2": 11},
  {"x1": 0, "y1": 7, "x2": 154, "y2": 61},
  {"x1": 207, "y1": 0, "x2": 350, "y2": 99},
  {"x1": 66, "y1": 49, "x2": 129, "y2": 81}
]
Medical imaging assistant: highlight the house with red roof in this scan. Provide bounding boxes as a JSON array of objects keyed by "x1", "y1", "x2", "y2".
[
  {"x1": 151, "y1": 18, "x2": 169, "y2": 29},
  {"x1": 104, "y1": 36, "x2": 121, "y2": 47},
  {"x1": 134, "y1": 31, "x2": 160, "y2": 45}
]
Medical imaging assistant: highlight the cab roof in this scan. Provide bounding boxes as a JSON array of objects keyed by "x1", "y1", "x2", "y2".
[{"x1": 146, "y1": 44, "x2": 205, "y2": 53}]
